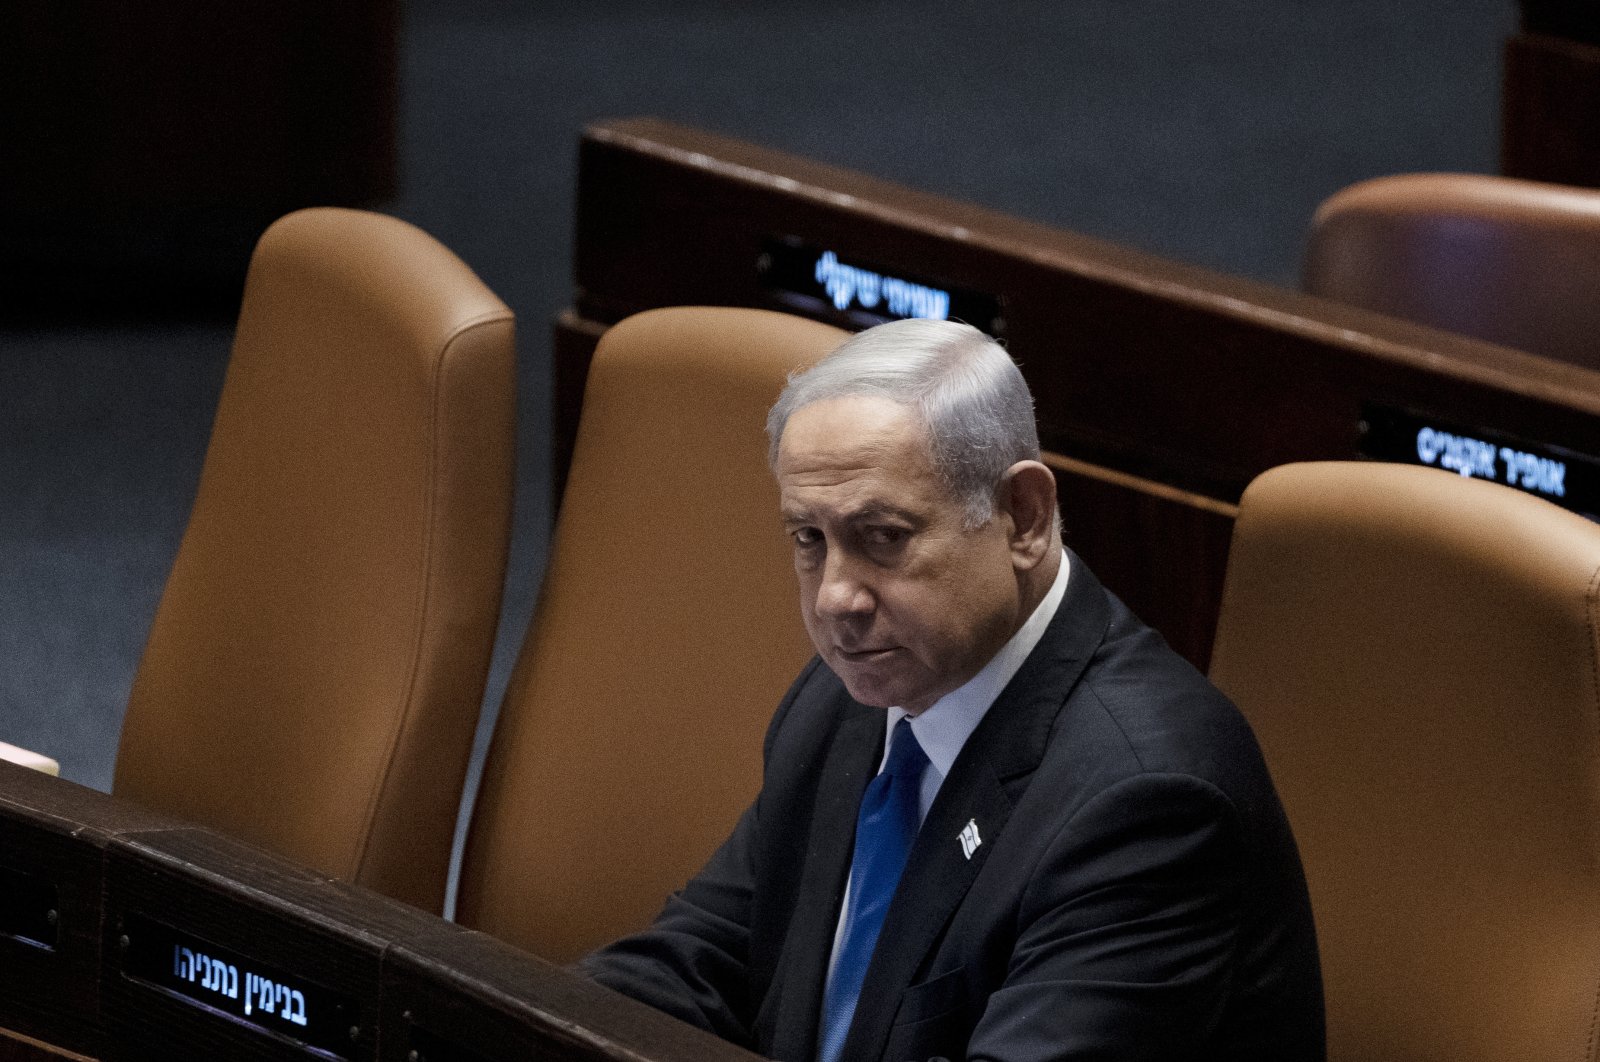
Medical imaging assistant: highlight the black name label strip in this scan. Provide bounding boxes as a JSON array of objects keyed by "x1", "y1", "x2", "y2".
[
  {"x1": 121, "y1": 911, "x2": 356, "y2": 1059},
  {"x1": 1360, "y1": 403, "x2": 1600, "y2": 518},
  {"x1": 758, "y1": 236, "x2": 1005, "y2": 336}
]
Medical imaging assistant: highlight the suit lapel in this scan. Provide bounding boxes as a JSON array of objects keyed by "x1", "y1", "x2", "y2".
[
  {"x1": 764, "y1": 703, "x2": 883, "y2": 1062},
  {"x1": 842, "y1": 549, "x2": 1112, "y2": 1062}
]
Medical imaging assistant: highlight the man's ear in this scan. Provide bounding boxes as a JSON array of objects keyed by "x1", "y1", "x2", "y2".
[{"x1": 999, "y1": 460, "x2": 1058, "y2": 570}]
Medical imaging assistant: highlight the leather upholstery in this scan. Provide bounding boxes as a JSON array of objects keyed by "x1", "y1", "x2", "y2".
[
  {"x1": 1209, "y1": 461, "x2": 1600, "y2": 1062},
  {"x1": 116, "y1": 207, "x2": 515, "y2": 914},
  {"x1": 457, "y1": 307, "x2": 845, "y2": 962},
  {"x1": 1304, "y1": 172, "x2": 1600, "y2": 369}
]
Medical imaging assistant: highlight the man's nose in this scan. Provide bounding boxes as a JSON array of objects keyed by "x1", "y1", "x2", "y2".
[{"x1": 814, "y1": 552, "x2": 874, "y2": 618}]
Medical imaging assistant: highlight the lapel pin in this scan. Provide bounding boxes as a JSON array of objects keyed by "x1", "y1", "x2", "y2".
[{"x1": 958, "y1": 818, "x2": 982, "y2": 860}]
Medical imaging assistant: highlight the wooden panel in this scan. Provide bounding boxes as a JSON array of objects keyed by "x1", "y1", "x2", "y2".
[
  {"x1": 1503, "y1": 32, "x2": 1600, "y2": 188},
  {"x1": 98, "y1": 830, "x2": 378, "y2": 1062},
  {"x1": 1520, "y1": 0, "x2": 1600, "y2": 44},
  {"x1": 0, "y1": 3, "x2": 398, "y2": 307},
  {"x1": 0, "y1": 762, "x2": 172, "y2": 1057},
  {"x1": 0, "y1": 764, "x2": 764, "y2": 1062},
  {"x1": 1046, "y1": 453, "x2": 1236, "y2": 672},
  {"x1": 381, "y1": 928, "x2": 760, "y2": 1062}
]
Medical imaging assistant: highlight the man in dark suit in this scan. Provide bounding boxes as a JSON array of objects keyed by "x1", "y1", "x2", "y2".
[{"x1": 580, "y1": 318, "x2": 1324, "y2": 1061}]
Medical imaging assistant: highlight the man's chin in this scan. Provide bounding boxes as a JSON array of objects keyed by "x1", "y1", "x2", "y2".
[
  {"x1": 832, "y1": 665, "x2": 896, "y2": 703},
  {"x1": 831, "y1": 658, "x2": 911, "y2": 710}
]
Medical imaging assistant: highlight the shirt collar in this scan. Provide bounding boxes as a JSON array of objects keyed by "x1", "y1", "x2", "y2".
[{"x1": 882, "y1": 549, "x2": 1071, "y2": 778}]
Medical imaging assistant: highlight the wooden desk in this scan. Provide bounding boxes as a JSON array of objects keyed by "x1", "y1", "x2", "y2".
[
  {"x1": 557, "y1": 117, "x2": 1600, "y2": 669},
  {"x1": 0, "y1": 762, "x2": 760, "y2": 1062}
]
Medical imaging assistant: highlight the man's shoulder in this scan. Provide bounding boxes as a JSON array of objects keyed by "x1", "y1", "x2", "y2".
[{"x1": 1054, "y1": 590, "x2": 1270, "y2": 794}]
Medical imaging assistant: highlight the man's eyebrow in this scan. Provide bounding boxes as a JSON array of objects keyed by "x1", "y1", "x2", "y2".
[
  {"x1": 851, "y1": 503, "x2": 920, "y2": 524},
  {"x1": 780, "y1": 502, "x2": 920, "y2": 525}
]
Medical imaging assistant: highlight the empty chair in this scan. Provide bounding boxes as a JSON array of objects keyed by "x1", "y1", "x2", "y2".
[
  {"x1": 1209, "y1": 461, "x2": 1600, "y2": 1062},
  {"x1": 456, "y1": 306, "x2": 845, "y2": 962},
  {"x1": 1304, "y1": 172, "x2": 1600, "y2": 369},
  {"x1": 115, "y1": 207, "x2": 515, "y2": 914}
]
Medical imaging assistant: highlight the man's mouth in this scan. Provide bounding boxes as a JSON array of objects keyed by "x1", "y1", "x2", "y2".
[{"x1": 836, "y1": 646, "x2": 896, "y2": 662}]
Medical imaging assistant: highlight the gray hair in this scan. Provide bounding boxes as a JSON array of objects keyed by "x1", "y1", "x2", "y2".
[{"x1": 766, "y1": 318, "x2": 1040, "y2": 527}]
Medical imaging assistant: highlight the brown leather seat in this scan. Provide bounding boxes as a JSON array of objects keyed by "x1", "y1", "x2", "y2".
[
  {"x1": 456, "y1": 306, "x2": 845, "y2": 962},
  {"x1": 115, "y1": 207, "x2": 515, "y2": 914},
  {"x1": 1304, "y1": 172, "x2": 1600, "y2": 369},
  {"x1": 1209, "y1": 461, "x2": 1600, "y2": 1062}
]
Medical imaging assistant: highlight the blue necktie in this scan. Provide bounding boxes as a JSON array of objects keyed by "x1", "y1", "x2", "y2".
[{"x1": 818, "y1": 717, "x2": 931, "y2": 1062}]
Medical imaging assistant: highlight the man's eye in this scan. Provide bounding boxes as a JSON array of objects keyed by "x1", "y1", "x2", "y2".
[
  {"x1": 866, "y1": 526, "x2": 907, "y2": 546},
  {"x1": 792, "y1": 527, "x2": 822, "y2": 547}
]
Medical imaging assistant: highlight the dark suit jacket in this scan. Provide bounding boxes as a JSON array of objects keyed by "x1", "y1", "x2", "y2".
[{"x1": 582, "y1": 552, "x2": 1324, "y2": 1061}]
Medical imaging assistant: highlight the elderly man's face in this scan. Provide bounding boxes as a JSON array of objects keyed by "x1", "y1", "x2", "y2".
[{"x1": 776, "y1": 394, "x2": 1023, "y2": 714}]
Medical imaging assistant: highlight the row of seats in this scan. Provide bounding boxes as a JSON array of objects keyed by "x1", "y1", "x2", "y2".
[
  {"x1": 104, "y1": 207, "x2": 844, "y2": 967},
  {"x1": 39, "y1": 185, "x2": 1600, "y2": 1062}
]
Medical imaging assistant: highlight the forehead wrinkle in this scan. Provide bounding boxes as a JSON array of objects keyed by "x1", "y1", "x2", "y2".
[{"x1": 777, "y1": 433, "x2": 907, "y2": 478}]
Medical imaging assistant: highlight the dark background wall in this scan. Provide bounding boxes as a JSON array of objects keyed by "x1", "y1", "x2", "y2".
[{"x1": 0, "y1": 0, "x2": 1517, "y2": 793}]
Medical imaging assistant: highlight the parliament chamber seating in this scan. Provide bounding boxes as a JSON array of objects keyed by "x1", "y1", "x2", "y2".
[
  {"x1": 1305, "y1": 172, "x2": 1600, "y2": 369},
  {"x1": 18, "y1": 117, "x2": 1600, "y2": 1058},
  {"x1": 456, "y1": 306, "x2": 843, "y2": 963},
  {"x1": 113, "y1": 207, "x2": 516, "y2": 915},
  {"x1": 1209, "y1": 461, "x2": 1600, "y2": 1062}
]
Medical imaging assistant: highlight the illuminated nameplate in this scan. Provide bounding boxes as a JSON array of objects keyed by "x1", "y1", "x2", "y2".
[
  {"x1": 121, "y1": 912, "x2": 357, "y2": 1059},
  {"x1": 1359, "y1": 404, "x2": 1600, "y2": 518},
  {"x1": 758, "y1": 237, "x2": 1005, "y2": 336},
  {"x1": 0, "y1": 865, "x2": 57, "y2": 950}
]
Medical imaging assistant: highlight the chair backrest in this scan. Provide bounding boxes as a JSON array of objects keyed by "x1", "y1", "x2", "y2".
[
  {"x1": 1208, "y1": 461, "x2": 1600, "y2": 1062},
  {"x1": 456, "y1": 306, "x2": 844, "y2": 962},
  {"x1": 115, "y1": 207, "x2": 515, "y2": 914},
  {"x1": 1304, "y1": 172, "x2": 1600, "y2": 369}
]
